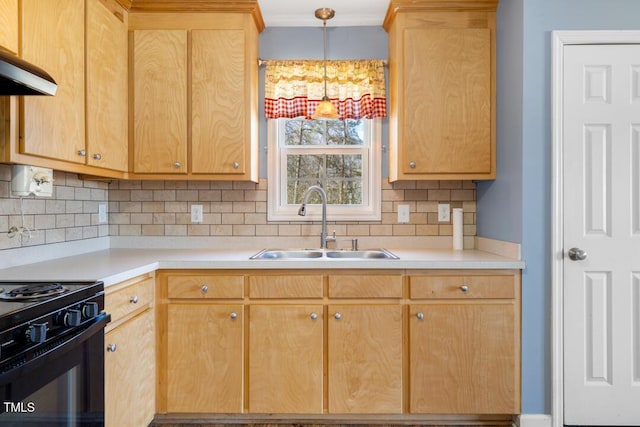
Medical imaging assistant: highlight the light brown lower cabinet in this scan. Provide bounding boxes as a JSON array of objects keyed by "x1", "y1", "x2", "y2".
[
  {"x1": 327, "y1": 304, "x2": 403, "y2": 414},
  {"x1": 248, "y1": 305, "x2": 324, "y2": 413},
  {"x1": 408, "y1": 272, "x2": 521, "y2": 414},
  {"x1": 157, "y1": 269, "x2": 521, "y2": 418},
  {"x1": 105, "y1": 310, "x2": 154, "y2": 427},
  {"x1": 104, "y1": 274, "x2": 155, "y2": 427},
  {"x1": 166, "y1": 303, "x2": 244, "y2": 412}
]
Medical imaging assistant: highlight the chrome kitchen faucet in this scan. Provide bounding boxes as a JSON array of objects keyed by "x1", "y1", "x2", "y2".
[{"x1": 297, "y1": 185, "x2": 335, "y2": 249}]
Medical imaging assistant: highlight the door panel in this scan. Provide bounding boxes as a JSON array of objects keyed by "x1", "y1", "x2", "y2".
[
  {"x1": 563, "y1": 44, "x2": 640, "y2": 425},
  {"x1": 248, "y1": 305, "x2": 323, "y2": 413}
]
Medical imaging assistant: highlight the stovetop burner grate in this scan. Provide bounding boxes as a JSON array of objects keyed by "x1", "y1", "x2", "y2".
[{"x1": 0, "y1": 282, "x2": 69, "y2": 301}]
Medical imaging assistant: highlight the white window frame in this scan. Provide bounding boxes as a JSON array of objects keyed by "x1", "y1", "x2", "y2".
[{"x1": 267, "y1": 118, "x2": 381, "y2": 221}]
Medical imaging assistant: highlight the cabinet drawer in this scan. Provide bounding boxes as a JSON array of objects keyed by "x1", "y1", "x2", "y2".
[
  {"x1": 167, "y1": 275, "x2": 244, "y2": 299},
  {"x1": 410, "y1": 275, "x2": 515, "y2": 299},
  {"x1": 106, "y1": 277, "x2": 154, "y2": 323},
  {"x1": 249, "y1": 275, "x2": 323, "y2": 299},
  {"x1": 328, "y1": 275, "x2": 402, "y2": 298}
]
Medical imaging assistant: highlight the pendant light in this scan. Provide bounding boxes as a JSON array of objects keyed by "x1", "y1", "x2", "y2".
[{"x1": 312, "y1": 7, "x2": 339, "y2": 120}]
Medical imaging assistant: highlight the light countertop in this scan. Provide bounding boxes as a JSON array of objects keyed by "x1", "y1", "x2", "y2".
[{"x1": 0, "y1": 248, "x2": 525, "y2": 287}]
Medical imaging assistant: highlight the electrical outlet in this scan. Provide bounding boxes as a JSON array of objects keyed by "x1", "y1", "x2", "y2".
[
  {"x1": 398, "y1": 204, "x2": 410, "y2": 223},
  {"x1": 191, "y1": 205, "x2": 203, "y2": 223},
  {"x1": 98, "y1": 203, "x2": 108, "y2": 224},
  {"x1": 438, "y1": 203, "x2": 450, "y2": 222}
]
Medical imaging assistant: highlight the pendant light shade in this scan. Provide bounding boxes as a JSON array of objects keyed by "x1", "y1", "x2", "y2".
[{"x1": 312, "y1": 8, "x2": 339, "y2": 120}]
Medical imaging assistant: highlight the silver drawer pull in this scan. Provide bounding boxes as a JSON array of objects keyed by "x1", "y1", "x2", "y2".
[
  {"x1": 460, "y1": 285, "x2": 469, "y2": 293},
  {"x1": 201, "y1": 285, "x2": 208, "y2": 293},
  {"x1": 416, "y1": 312, "x2": 424, "y2": 320},
  {"x1": 334, "y1": 312, "x2": 342, "y2": 320},
  {"x1": 106, "y1": 344, "x2": 117, "y2": 352},
  {"x1": 310, "y1": 313, "x2": 318, "y2": 320},
  {"x1": 130, "y1": 295, "x2": 139, "y2": 304},
  {"x1": 230, "y1": 312, "x2": 237, "y2": 319}
]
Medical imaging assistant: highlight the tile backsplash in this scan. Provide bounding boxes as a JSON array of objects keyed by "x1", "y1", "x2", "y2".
[
  {"x1": 0, "y1": 163, "x2": 476, "y2": 251},
  {"x1": 0, "y1": 164, "x2": 109, "y2": 250},
  {"x1": 107, "y1": 179, "x2": 476, "y2": 239}
]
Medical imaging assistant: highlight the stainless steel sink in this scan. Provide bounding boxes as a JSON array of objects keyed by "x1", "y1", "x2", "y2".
[
  {"x1": 250, "y1": 248, "x2": 398, "y2": 260},
  {"x1": 250, "y1": 249, "x2": 324, "y2": 259},
  {"x1": 325, "y1": 249, "x2": 398, "y2": 259}
]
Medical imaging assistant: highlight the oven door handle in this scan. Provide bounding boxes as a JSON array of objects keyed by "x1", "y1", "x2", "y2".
[{"x1": 0, "y1": 312, "x2": 111, "y2": 385}]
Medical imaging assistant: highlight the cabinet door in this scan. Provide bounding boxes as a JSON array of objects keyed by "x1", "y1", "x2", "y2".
[
  {"x1": 191, "y1": 29, "x2": 246, "y2": 175},
  {"x1": 249, "y1": 305, "x2": 323, "y2": 413},
  {"x1": 402, "y1": 27, "x2": 491, "y2": 175},
  {"x1": 327, "y1": 304, "x2": 403, "y2": 413},
  {"x1": 0, "y1": 0, "x2": 18, "y2": 53},
  {"x1": 86, "y1": 0, "x2": 128, "y2": 171},
  {"x1": 409, "y1": 303, "x2": 517, "y2": 414},
  {"x1": 21, "y1": 0, "x2": 85, "y2": 163},
  {"x1": 167, "y1": 303, "x2": 243, "y2": 412},
  {"x1": 105, "y1": 309, "x2": 155, "y2": 427},
  {"x1": 132, "y1": 29, "x2": 187, "y2": 174}
]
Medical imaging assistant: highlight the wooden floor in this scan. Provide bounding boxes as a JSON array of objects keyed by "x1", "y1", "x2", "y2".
[
  {"x1": 149, "y1": 415, "x2": 515, "y2": 427},
  {"x1": 150, "y1": 424, "x2": 512, "y2": 427},
  {"x1": 150, "y1": 425, "x2": 511, "y2": 427}
]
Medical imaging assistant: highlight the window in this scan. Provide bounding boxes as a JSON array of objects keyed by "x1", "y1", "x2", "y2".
[{"x1": 268, "y1": 118, "x2": 381, "y2": 221}]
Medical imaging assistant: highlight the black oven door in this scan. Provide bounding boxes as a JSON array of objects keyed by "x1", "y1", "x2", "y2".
[{"x1": 0, "y1": 313, "x2": 110, "y2": 427}]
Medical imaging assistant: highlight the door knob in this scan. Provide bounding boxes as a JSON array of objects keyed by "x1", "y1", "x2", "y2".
[{"x1": 567, "y1": 247, "x2": 587, "y2": 261}]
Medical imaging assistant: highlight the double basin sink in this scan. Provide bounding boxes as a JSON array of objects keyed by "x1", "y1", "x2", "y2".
[{"x1": 250, "y1": 248, "x2": 399, "y2": 260}]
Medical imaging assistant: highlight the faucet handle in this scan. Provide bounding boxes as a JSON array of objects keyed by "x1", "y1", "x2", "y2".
[
  {"x1": 326, "y1": 230, "x2": 337, "y2": 242},
  {"x1": 351, "y1": 238, "x2": 358, "y2": 251}
]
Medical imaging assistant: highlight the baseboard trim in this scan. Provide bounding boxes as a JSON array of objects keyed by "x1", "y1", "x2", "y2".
[{"x1": 516, "y1": 414, "x2": 552, "y2": 427}]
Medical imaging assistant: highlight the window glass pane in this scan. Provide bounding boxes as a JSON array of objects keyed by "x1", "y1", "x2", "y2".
[
  {"x1": 326, "y1": 180, "x2": 363, "y2": 204},
  {"x1": 326, "y1": 154, "x2": 362, "y2": 178},
  {"x1": 286, "y1": 154, "x2": 323, "y2": 179},
  {"x1": 284, "y1": 119, "x2": 365, "y2": 146},
  {"x1": 287, "y1": 180, "x2": 323, "y2": 204},
  {"x1": 327, "y1": 120, "x2": 365, "y2": 146}
]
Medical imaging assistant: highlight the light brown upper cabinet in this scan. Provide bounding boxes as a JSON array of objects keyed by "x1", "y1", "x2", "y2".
[
  {"x1": 131, "y1": 29, "x2": 188, "y2": 174},
  {"x1": 129, "y1": 5, "x2": 263, "y2": 181},
  {"x1": 20, "y1": 0, "x2": 86, "y2": 164},
  {"x1": 0, "y1": 0, "x2": 128, "y2": 178},
  {"x1": 0, "y1": 0, "x2": 18, "y2": 53},
  {"x1": 384, "y1": 0, "x2": 498, "y2": 181},
  {"x1": 86, "y1": 0, "x2": 129, "y2": 172}
]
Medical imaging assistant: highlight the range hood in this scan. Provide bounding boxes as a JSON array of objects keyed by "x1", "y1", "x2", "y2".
[{"x1": 0, "y1": 49, "x2": 57, "y2": 96}]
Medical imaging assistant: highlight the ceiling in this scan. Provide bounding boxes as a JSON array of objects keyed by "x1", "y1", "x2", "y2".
[{"x1": 258, "y1": 0, "x2": 390, "y2": 28}]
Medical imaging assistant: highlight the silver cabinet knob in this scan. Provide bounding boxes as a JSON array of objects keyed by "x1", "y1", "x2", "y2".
[
  {"x1": 409, "y1": 161, "x2": 416, "y2": 168},
  {"x1": 130, "y1": 295, "x2": 139, "y2": 304},
  {"x1": 233, "y1": 162, "x2": 240, "y2": 169},
  {"x1": 77, "y1": 149, "x2": 86, "y2": 156},
  {"x1": 106, "y1": 344, "x2": 117, "y2": 352},
  {"x1": 334, "y1": 312, "x2": 342, "y2": 320},
  {"x1": 201, "y1": 285, "x2": 208, "y2": 294},
  {"x1": 416, "y1": 312, "x2": 424, "y2": 320},
  {"x1": 230, "y1": 312, "x2": 237, "y2": 319},
  {"x1": 174, "y1": 162, "x2": 181, "y2": 169},
  {"x1": 460, "y1": 285, "x2": 469, "y2": 293},
  {"x1": 93, "y1": 153, "x2": 102, "y2": 160},
  {"x1": 310, "y1": 313, "x2": 318, "y2": 320},
  {"x1": 568, "y1": 247, "x2": 587, "y2": 261}
]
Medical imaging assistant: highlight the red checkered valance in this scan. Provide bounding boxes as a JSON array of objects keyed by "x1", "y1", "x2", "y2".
[{"x1": 264, "y1": 59, "x2": 387, "y2": 120}]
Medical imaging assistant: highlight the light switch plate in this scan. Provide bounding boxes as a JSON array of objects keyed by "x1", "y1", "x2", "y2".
[
  {"x1": 191, "y1": 205, "x2": 203, "y2": 223},
  {"x1": 438, "y1": 203, "x2": 450, "y2": 222},
  {"x1": 398, "y1": 204, "x2": 410, "y2": 223}
]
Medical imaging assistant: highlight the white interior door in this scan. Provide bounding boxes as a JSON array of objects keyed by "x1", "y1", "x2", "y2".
[{"x1": 563, "y1": 44, "x2": 640, "y2": 425}]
